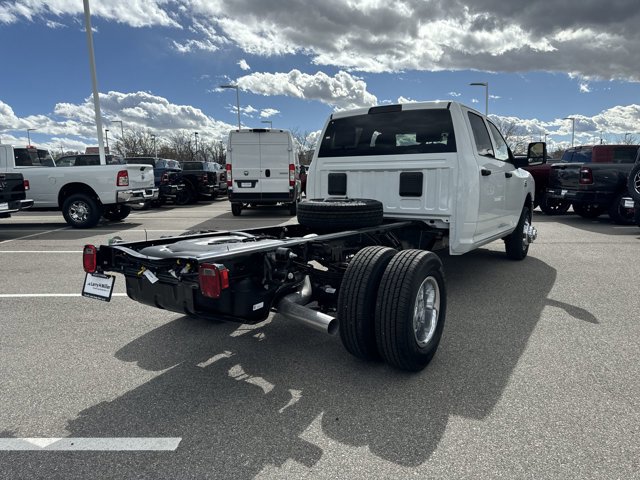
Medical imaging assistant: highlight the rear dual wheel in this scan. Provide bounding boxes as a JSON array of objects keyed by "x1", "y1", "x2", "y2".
[{"x1": 338, "y1": 247, "x2": 446, "y2": 372}]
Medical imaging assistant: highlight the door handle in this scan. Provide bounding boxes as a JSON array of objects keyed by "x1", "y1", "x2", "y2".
[
  {"x1": 505, "y1": 172, "x2": 513, "y2": 178},
  {"x1": 481, "y1": 168, "x2": 491, "y2": 176}
]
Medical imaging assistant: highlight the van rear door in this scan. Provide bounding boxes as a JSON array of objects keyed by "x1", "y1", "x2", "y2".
[
  {"x1": 230, "y1": 132, "x2": 261, "y2": 192},
  {"x1": 259, "y1": 131, "x2": 292, "y2": 196}
]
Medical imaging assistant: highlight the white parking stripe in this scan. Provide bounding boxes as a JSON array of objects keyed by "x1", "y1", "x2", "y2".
[
  {"x1": 0, "y1": 226, "x2": 69, "y2": 245},
  {"x1": 0, "y1": 437, "x2": 182, "y2": 451},
  {"x1": 0, "y1": 293, "x2": 127, "y2": 298}
]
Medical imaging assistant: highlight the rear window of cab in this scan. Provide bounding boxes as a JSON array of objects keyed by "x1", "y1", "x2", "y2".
[{"x1": 318, "y1": 109, "x2": 456, "y2": 157}]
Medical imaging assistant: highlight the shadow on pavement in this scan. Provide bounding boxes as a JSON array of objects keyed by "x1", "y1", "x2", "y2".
[{"x1": 10, "y1": 249, "x2": 599, "y2": 478}]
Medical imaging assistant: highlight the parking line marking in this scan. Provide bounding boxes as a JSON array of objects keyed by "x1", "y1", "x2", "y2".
[
  {"x1": 0, "y1": 226, "x2": 69, "y2": 245},
  {"x1": 0, "y1": 293, "x2": 127, "y2": 298},
  {"x1": 0, "y1": 437, "x2": 182, "y2": 451}
]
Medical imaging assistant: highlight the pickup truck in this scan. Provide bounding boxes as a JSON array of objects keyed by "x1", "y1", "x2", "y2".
[
  {"x1": 125, "y1": 157, "x2": 184, "y2": 206},
  {"x1": 0, "y1": 144, "x2": 159, "y2": 228},
  {"x1": 519, "y1": 142, "x2": 571, "y2": 215},
  {"x1": 0, "y1": 172, "x2": 33, "y2": 218},
  {"x1": 82, "y1": 101, "x2": 536, "y2": 372},
  {"x1": 176, "y1": 161, "x2": 216, "y2": 205},
  {"x1": 547, "y1": 144, "x2": 638, "y2": 223}
]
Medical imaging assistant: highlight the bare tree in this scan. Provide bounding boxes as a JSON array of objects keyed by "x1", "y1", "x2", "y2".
[
  {"x1": 290, "y1": 127, "x2": 314, "y2": 165},
  {"x1": 491, "y1": 117, "x2": 529, "y2": 154},
  {"x1": 616, "y1": 133, "x2": 638, "y2": 145}
]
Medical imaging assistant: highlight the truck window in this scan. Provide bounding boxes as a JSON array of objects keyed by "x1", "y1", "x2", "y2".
[
  {"x1": 487, "y1": 121, "x2": 509, "y2": 161},
  {"x1": 611, "y1": 147, "x2": 638, "y2": 164},
  {"x1": 467, "y1": 112, "x2": 494, "y2": 157},
  {"x1": 318, "y1": 109, "x2": 456, "y2": 157},
  {"x1": 14, "y1": 148, "x2": 54, "y2": 167}
]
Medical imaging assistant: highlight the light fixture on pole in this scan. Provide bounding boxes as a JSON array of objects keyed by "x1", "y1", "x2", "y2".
[
  {"x1": 469, "y1": 82, "x2": 489, "y2": 116},
  {"x1": 261, "y1": 120, "x2": 273, "y2": 129},
  {"x1": 563, "y1": 117, "x2": 575, "y2": 147},
  {"x1": 104, "y1": 129, "x2": 109, "y2": 151},
  {"x1": 27, "y1": 128, "x2": 36, "y2": 146},
  {"x1": 220, "y1": 84, "x2": 241, "y2": 130}
]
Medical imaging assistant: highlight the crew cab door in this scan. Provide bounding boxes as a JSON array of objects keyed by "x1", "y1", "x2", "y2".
[{"x1": 466, "y1": 111, "x2": 508, "y2": 237}]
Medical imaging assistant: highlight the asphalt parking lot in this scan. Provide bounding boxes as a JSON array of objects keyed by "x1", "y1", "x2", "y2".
[{"x1": 1, "y1": 201, "x2": 639, "y2": 479}]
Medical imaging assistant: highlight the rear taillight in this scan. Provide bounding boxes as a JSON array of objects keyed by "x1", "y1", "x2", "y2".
[
  {"x1": 83, "y1": 244, "x2": 97, "y2": 273},
  {"x1": 202, "y1": 173, "x2": 208, "y2": 184},
  {"x1": 289, "y1": 164, "x2": 295, "y2": 187},
  {"x1": 199, "y1": 263, "x2": 230, "y2": 299},
  {"x1": 579, "y1": 167, "x2": 593, "y2": 185},
  {"x1": 23, "y1": 179, "x2": 30, "y2": 190},
  {"x1": 161, "y1": 172, "x2": 169, "y2": 184},
  {"x1": 226, "y1": 164, "x2": 232, "y2": 187},
  {"x1": 117, "y1": 170, "x2": 129, "y2": 186}
]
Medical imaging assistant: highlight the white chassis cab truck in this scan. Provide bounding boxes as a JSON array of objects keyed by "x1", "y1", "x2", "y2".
[
  {"x1": 0, "y1": 144, "x2": 158, "y2": 228},
  {"x1": 81, "y1": 101, "x2": 536, "y2": 372}
]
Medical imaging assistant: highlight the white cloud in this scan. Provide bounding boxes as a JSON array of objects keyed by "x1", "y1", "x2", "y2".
[
  {"x1": 579, "y1": 82, "x2": 591, "y2": 93},
  {"x1": 397, "y1": 96, "x2": 417, "y2": 104},
  {"x1": 172, "y1": 38, "x2": 219, "y2": 53},
  {"x1": 235, "y1": 69, "x2": 377, "y2": 110},
  {"x1": 448, "y1": 92, "x2": 462, "y2": 97},
  {"x1": 260, "y1": 108, "x2": 279, "y2": 118},
  {"x1": 238, "y1": 59, "x2": 250, "y2": 71}
]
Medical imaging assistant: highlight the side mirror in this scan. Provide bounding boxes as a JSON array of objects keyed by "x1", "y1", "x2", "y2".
[{"x1": 527, "y1": 142, "x2": 547, "y2": 165}]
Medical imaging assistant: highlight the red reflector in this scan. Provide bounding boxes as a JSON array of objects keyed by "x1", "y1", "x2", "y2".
[
  {"x1": 23, "y1": 179, "x2": 30, "y2": 190},
  {"x1": 83, "y1": 244, "x2": 97, "y2": 273},
  {"x1": 117, "y1": 170, "x2": 129, "y2": 186},
  {"x1": 199, "y1": 263, "x2": 230, "y2": 299},
  {"x1": 226, "y1": 164, "x2": 232, "y2": 187},
  {"x1": 579, "y1": 167, "x2": 593, "y2": 185}
]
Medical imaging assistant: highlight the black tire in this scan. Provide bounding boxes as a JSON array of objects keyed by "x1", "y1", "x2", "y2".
[
  {"x1": 231, "y1": 203, "x2": 242, "y2": 216},
  {"x1": 102, "y1": 204, "x2": 131, "y2": 222},
  {"x1": 337, "y1": 246, "x2": 397, "y2": 361},
  {"x1": 538, "y1": 192, "x2": 571, "y2": 215},
  {"x1": 627, "y1": 162, "x2": 640, "y2": 203},
  {"x1": 608, "y1": 192, "x2": 635, "y2": 225},
  {"x1": 62, "y1": 194, "x2": 102, "y2": 229},
  {"x1": 297, "y1": 198, "x2": 383, "y2": 231},
  {"x1": 175, "y1": 185, "x2": 195, "y2": 206},
  {"x1": 573, "y1": 203, "x2": 605, "y2": 219},
  {"x1": 505, "y1": 205, "x2": 532, "y2": 260},
  {"x1": 374, "y1": 250, "x2": 446, "y2": 372}
]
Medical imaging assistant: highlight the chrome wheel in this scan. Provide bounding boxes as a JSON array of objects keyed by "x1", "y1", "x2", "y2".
[
  {"x1": 413, "y1": 276, "x2": 440, "y2": 347},
  {"x1": 69, "y1": 200, "x2": 90, "y2": 223}
]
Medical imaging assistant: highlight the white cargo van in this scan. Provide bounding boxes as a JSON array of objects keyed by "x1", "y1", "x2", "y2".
[{"x1": 226, "y1": 129, "x2": 301, "y2": 216}]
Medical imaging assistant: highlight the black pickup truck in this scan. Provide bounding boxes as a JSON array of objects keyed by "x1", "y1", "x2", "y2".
[
  {"x1": 547, "y1": 144, "x2": 638, "y2": 224},
  {"x1": 177, "y1": 161, "x2": 217, "y2": 205},
  {"x1": 125, "y1": 157, "x2": 184, "y2": 206},
  {"x1": 0, "y1": 172, "x2": 34, "y2": 218}
]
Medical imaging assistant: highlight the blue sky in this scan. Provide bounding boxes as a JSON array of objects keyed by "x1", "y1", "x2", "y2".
[{"x1": 1, "y1": 0, "x2": 640, "y2": 154}]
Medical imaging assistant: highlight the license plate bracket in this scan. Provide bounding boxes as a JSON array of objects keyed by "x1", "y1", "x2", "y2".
[{"x1": 82, "y1": 272, "x2": 116, "y2": 302}]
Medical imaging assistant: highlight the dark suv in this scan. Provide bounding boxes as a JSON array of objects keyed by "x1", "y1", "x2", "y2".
[{"x1": 125, "y1": 157, "x2": 184, "y2": 205}]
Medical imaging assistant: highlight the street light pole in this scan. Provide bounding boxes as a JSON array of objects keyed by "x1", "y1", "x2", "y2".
[
  {"x1": 563, "y1": 117, "x2": 575, "y2": 147},
  {"x1": 194, "y1": 132, "x2": 199, "y2": 157},
  {"x1": 261, "y1": 120, "x2": 273, "y2": 129},
  {"x1": 220, "y1": 84, "x2": 241, "y2": 130},
  {"x1": 151, "y1": 134, "x2": 157, "y2": 159},
  {"x1": 105, "y1": 129, "x2": 109, "y2": 152},
  {"x1": 27, "y1": 128, "x2": 36, "y2": 146},
  {"x1": 470, "y1": 82, "x2": 489, "y2": 116},
  {"x1": 112, "y1": 119, "x2": 125, "y2": 155}
]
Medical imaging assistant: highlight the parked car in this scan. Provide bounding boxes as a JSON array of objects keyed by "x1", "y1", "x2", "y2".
[
  {"x1": 203, "y1": 162, "x2": 228, "y2": 196},
  {"x1": 125, "y1": 157, "x2": 184, "y2": 206},
  {"x1": 547, "y1": 144, "x2": 638, "y2": 223},
  {"x1": 177, "y1": 161, "x2": 216, "y2": 205},
  {"x1": 226, "y1": 128, "x2": 302, "y2": 216},
  {"x1": 0, "y1": 172, "x2": 33, "y2": 218},
  {"x1": 519, "y1": 142, "x2": 571, "y2": 215},
  {"x1": 626, "y1": 153, "x2": 640, "y2": 227},
  {"x1": 0, "y1": 144, "x2": 157, "y2": 228}
]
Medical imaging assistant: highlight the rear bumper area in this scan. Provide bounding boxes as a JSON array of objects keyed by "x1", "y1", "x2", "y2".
[
  {"x1": 159, "y1": 184, "x2": 183, "y2": 198},
  {"x1": 117, "y1": 188, "x2": 159, "y2": 204},
  {"x1": 0, "y1": 198, "x2": 34, "y2": 215},
  {"x1": 546, "y1": 188, "x2": 613, "y2": 206},
  {"x1": 229, "y1": 191, "x2": 294, "y2": 203}
]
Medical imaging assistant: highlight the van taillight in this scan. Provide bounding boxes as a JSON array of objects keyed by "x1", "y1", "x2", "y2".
[
  {"x1": 579, "y1": 167, "x2": 593, "y2": 185},
  {"x1": 199, "y1": 263, "x2": 230, "y2": 299},
  {"x1": 117, "y1": 170, "x2": 129, "y2": 186},
  {"x1": 289, "y1": 164, "x2": 295, "y2": 187},
  {"x1": 226, "y1": 164, "x2": 232, "y2": 187},
  {"x1": 23, "y1": 179, "x2": 30, "y2": 190},
  {"x1": 83, "y1": 244, "x2": 97, "y2": 273}
]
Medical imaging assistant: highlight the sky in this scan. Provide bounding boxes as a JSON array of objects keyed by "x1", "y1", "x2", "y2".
[{"x1": 1, "y1": 0, "x2": 640, "y2": 155}]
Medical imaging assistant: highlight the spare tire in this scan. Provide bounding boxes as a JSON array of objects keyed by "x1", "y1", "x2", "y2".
[
  {"x1": 627, "y1": 162, "x2": 640, "y2": 203},
  {"x1": 297, "y1": 198, "x2": 383, "y2": 231}
]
